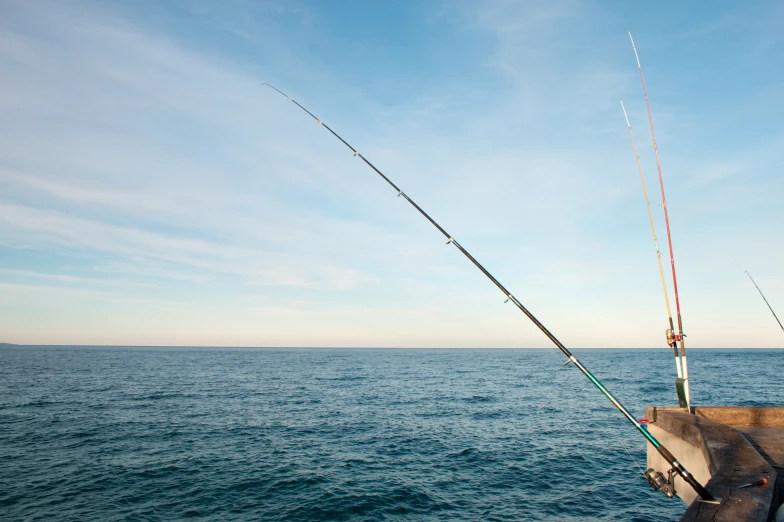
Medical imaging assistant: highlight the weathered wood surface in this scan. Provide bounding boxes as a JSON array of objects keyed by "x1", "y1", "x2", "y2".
[
  {"x1": 694, "y1": 407, "x2": 784, "y2": 428},
  {"x1": 736, "y1": 426, "x2": 784, "y2": 510},
  {"x1": 646, "y1": 407, "x2": 782, "y2": 522},
  {"x1": 690, "y1": 406, "x2": 784, "y2": 508}
]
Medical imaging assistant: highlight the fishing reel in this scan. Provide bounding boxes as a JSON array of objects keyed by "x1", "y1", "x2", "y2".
[
  {"x1": 645, "y1": 467, "x2": 676, "y2": 498},
  {"x1": 665, "y1": 329, "x2": 681, "y2": 345}
]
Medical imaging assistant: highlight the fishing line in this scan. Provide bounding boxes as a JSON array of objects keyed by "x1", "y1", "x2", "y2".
[
  {"x1": 261, "y1": 81, "x2": 716, "y2": 502},
  {"x1": 617, "y1": 427, "x2": 647, "y2": 478},
  {"x1": 737, "y1": 260, "x2": 784, "y2": 333},
  {"x1": 629, "y1": 32, "x2": 692, "y2": 411}
]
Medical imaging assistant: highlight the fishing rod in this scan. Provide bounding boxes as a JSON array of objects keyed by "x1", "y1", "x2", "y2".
[
  {"x1": 620, "y1": 101, "x2": 686, "y2": 408},
  {"x1": 261, "y1": 81, "x2": 717, "y2": 503},
  {"x1": 629, "y1": 32, "x2": 692, "y2": 412},
  {"x1": 738, "y1": 261, "x2": 784, "y2": 333}
]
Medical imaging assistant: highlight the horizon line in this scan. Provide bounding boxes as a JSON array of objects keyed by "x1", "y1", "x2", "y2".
[{"x1": 1, "y1": 343, "x2": 782, "y2": 350}]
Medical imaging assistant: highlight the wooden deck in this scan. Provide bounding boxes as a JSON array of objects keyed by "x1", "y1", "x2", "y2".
[
  {"x1": 645, "y1": 406, "x2": 784, "y2": 522},
  {"x1": 735, "y1": 425, "x2": 784, "y2": 509}
]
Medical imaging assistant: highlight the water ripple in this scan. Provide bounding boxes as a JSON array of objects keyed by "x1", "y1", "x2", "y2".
[{"x1": 1, "y1": 346, "x2": 781, "y2": 521}]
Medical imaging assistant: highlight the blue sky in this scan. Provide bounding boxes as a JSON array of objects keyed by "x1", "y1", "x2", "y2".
[{"x1": 0, "y1": 1, "x2": 782, "y2": 347}]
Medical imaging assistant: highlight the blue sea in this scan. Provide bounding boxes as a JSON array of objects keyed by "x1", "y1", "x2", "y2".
[{"x1": 1, "y1": 347, "x2": 781, "y2": 521}]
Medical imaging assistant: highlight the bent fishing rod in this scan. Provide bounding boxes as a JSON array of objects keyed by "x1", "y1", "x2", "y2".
[
  {"x1": 620, "y1": 101, "x2": 686, "y2": 406},
  {"x1": 261, "y1": 81, "x2": 717, "y2": 503},
  {"x1": 629, "y1": 32, "x2": 692, "y2": 412},
  {"x1": 738, "y1": 261, "x2": 784, "y2": 333}
]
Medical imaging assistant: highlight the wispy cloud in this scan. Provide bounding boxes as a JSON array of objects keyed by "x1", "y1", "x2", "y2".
[{"x1": 0, "y1": 0, "x2": 781, "y2": 347}]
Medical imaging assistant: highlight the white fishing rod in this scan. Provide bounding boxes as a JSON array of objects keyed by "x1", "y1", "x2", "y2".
[{"x1": 620, "y1": 101, "x2": 686, "y2": 404}]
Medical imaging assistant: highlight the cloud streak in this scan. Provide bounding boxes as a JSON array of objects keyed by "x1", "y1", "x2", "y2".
[{"x1": 0, "y1": 1, "x2": 781, "y2": 347}]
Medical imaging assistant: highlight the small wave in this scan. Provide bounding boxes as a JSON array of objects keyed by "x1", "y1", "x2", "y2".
[
  {"x1": 16, "y1": 400, "x2": 64, "y2": 408},
  {"x1": 314, "y1": 375, "x2": 368, "y2": 382},
  {"x1": 132, "y1": 392, "x2": 184, "y2": 401},
  {"x1": 269, "y1": 474, "x2": 327, "y2": 492},
  {"x1": 472, "y1": 410, "x2": 504, "y2": 419},
  {"x1": 449, "y1": 447, "x2": 478, "y2": 458},
  {"x1": 462, "y1": 395, "x2": 497, "y2": 403}
]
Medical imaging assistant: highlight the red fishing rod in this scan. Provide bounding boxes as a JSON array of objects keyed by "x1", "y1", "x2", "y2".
[{"x1": 629, "y1": 32, "x2": 692, "y2": 411}]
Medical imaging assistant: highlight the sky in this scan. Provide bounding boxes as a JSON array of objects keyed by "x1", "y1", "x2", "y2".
[{"x1": 0, "y1": 0, "x2": 782, "y2": 348}]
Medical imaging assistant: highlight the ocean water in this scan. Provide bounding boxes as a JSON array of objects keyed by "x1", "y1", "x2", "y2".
[{"x1": 1, "y1": 347, "x2": 781, "y2": 521}]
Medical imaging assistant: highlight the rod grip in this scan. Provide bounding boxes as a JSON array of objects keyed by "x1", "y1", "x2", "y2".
[
  {"x1": 655, "y1": 445, "x2": 716, "y2": 501},
  {"x1": 657, "y1": 445, "x2": 676, "y2": 463}
]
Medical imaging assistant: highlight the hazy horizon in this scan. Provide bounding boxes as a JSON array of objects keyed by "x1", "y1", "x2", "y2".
[{"x1": 2, "y1": 343, "x2": 782, "y2": 350}]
